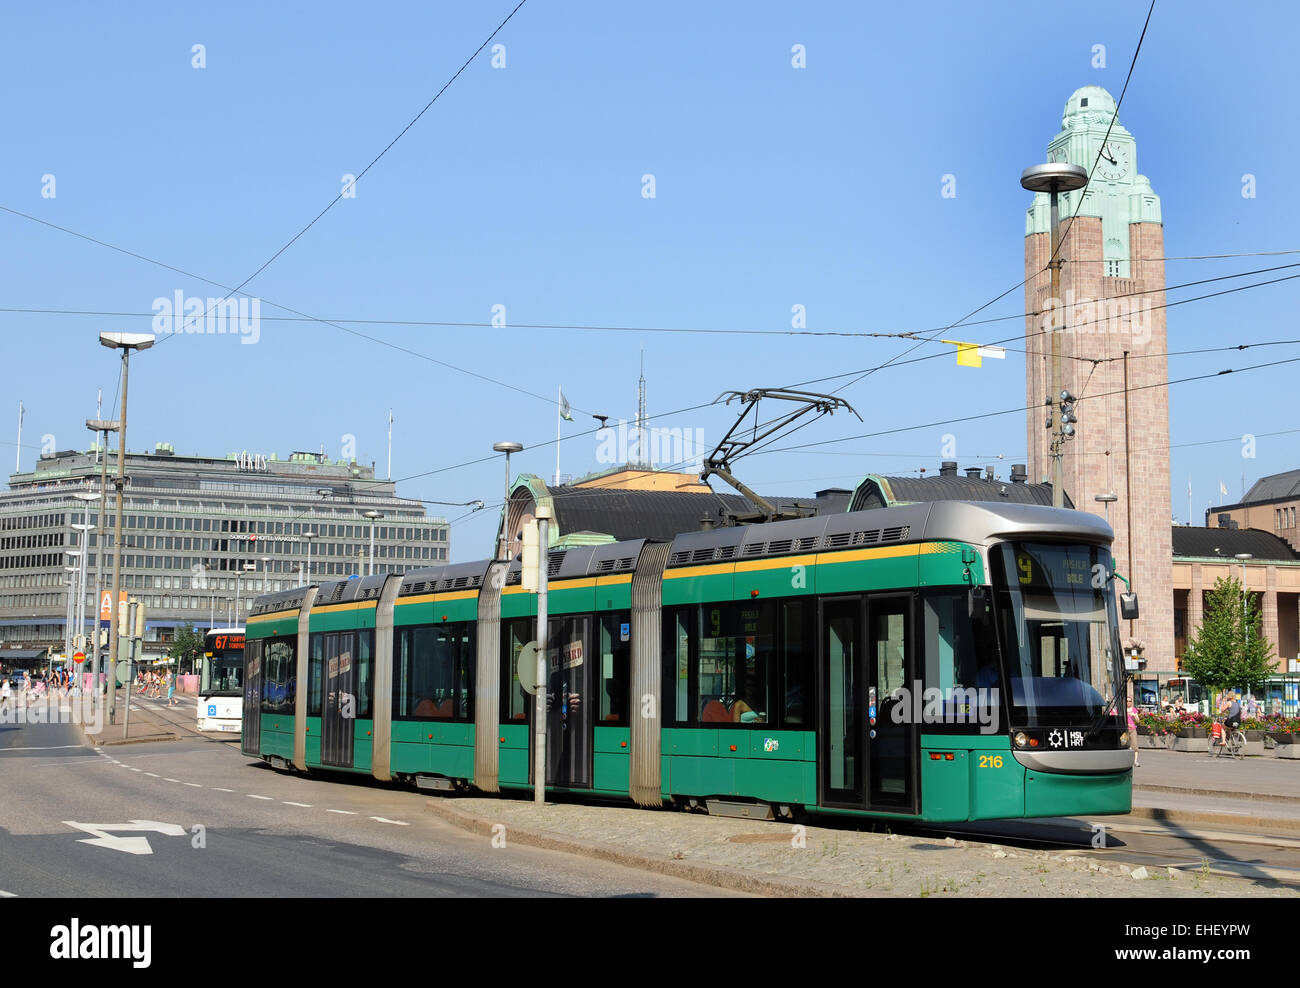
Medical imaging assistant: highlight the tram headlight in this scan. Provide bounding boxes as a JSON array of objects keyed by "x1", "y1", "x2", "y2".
[
  {"x1": 1014, "y1": 732, "x2": 1028, "y2": 748},
  {"x1": 1119, "y1": 731, "x2": 1130, "y2": 747}
]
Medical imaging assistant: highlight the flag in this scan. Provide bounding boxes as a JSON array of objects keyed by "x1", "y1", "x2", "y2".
[
  {"x1": 941, "y1": 340, "x2": 1005, "y2": 368},
  {"x1": 1219, "y1": 481, "x2": 1228, "y2": 497},
  {"x1": 559, "y1": 389, "x2": 573, "y2": 421}
]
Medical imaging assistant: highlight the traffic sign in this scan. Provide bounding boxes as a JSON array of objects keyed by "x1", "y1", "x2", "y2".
[{"x1": 73, "y1": 652, "x2": 85, "y2": 664}]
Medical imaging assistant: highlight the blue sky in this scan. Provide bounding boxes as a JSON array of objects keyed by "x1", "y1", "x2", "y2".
[{"x1": 2, "y1": 1, "x2": 1297, "y2": 560}]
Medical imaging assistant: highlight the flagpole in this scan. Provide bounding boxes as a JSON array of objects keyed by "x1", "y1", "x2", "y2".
[
  {"x1": 15, "y1": 401, "x2": 22, "y2": 474},
  {"x1": 387, "y1": 409, "x2": 393, "y2": 480},
  {"x1": 555, "y1": 386, "x2": 561, "y2": 487}
]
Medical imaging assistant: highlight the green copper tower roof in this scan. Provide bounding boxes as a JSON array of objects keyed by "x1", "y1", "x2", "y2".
[{"x1": 1025, "y1": 87, "x2": 1161, "y2": 276}]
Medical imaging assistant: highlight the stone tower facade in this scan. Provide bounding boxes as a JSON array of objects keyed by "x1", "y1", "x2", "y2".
[{"x1": 1024, "y1": 86, "x2": 1174, "y2": 673}]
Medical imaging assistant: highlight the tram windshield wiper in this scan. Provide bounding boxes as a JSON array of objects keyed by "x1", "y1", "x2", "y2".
[{"x1": 1085, "y1": 666, "x2": 1129, "y2": 741}]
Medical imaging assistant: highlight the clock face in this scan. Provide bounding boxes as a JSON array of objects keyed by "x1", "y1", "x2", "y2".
[{"x1": 1096, "y1": 140, "x2": 1131, "y2": 181}]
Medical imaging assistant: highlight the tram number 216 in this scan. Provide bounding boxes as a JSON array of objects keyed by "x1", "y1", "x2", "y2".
[{"x1": 977, "y1": 755, "x2": 1004, "y2": 769}]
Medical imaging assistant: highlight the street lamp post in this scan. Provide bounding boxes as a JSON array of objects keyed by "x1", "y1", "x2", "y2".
[
  {"x1": 493, "y1": 441, "x2": 523, "y2": 560},
  {"x1": 1021, "y1": 163, "x2": 1088, "y2": 508},
  {"x1": 63, "y1": 564, "x2": 78, "y2": 660},
  {"x1": 234, "y1": 562, "x2": 255, "y2": 626},
  {"x1": 72, "y1": 488, "x2": 102, "y2": 702},
  {"x1": 1235, "y1": 552, "x2": 1253, "y2": 646},
  {"x1": 261, "y1": 556, "x2": 272, "y2": 597},
  {"x1": 1094, "y1": 491, "x2": 1118, "y2": 525},
  {"x1": 100, "y1": 331, "x2": 154, "y2": 724},
  {"x1": 85, "y1": 419, "x2": 118, "y2": 705},
  {"x1": 301, "y1": 531, "x2": 316, "y2": 587},
  {"x1": 363, "y1": 510, "x2": 383, "y2": 576}
]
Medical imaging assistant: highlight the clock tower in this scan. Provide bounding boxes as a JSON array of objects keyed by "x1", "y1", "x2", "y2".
[{"x1": 1024, "y1": 85, "x2": 1174, "y2": 673}]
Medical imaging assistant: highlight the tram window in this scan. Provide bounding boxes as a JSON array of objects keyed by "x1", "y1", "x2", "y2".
[
  {"x1": 697, "y1": 603, "x2": 773, "y2": 725},
  {"x1": 781, "y1": 601, "x2": 812, "y2": 726},
  {"x1": 923, "y1": 593, "x2": 997, "y2": 691},
  {"x1": 672, "y1": 610, "x2": 690, "y2": 724},
  {"x1": 356, "y1": 631, "x2": 374, "y2": 719},
  {"x1": 874, "y1": 610, "x2": 906, "y2": 695},
  {"x1": 598, "y1": 612, "x2": 631, "y2": 724},
  {"x1": 396, "y1": 624, "x2": 474, "y2": 721},
  {"x1": 308, "y1": 634, "x2": 323, "y2": 716},
  {"x1": 501, "y1": 619, "x2": 531, "y2": 722}
]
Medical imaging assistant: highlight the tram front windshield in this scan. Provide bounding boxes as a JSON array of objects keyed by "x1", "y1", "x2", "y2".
[{"x1": 992, "y1": 541, "x2": 1124, "y2": 728}]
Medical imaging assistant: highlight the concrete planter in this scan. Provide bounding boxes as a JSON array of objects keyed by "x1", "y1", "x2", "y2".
[
  {"x1": 1243, "y1": 740, "x2": 1265, "y2": 757},
  {"x1": 1173, "y1": 735, "x2": 1208, "y2": 752},
  {"x1": 1137, "y1": 735, "x2": 1171, "y2": 749},
  {"x1": 1276, "y1": 743, "x2": 1300, "y2": 760}
]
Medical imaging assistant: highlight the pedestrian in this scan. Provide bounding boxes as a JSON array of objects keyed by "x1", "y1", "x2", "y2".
[
  {"x1": 167, "y1": 669, "x2": 178, "y2": 707},
  {"x1": 0, "y1": 678, "x2": 10, "y2": 714},
  {"x1": 1127, "y1": 693, "x2": 1141, "y2": 768}
]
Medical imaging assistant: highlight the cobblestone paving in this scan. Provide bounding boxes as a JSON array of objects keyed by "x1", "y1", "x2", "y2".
[{"x1": 441, "y1": 797, "x2": 1299, "y2": 898}]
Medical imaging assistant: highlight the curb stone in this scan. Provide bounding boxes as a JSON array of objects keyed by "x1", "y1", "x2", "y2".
[{"x1": 1128, "y1": 805, "x2": 1300, "y2": 834}]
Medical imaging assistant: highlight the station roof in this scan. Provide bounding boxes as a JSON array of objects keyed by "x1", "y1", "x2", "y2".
[{"x1": 1171, "y1": 526, "x2": 1298, "y2": 562}]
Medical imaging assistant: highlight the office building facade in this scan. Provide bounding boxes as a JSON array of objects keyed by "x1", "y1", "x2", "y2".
[{"x1": 0, "y1": 444, "x2": 449, "y2": 651}]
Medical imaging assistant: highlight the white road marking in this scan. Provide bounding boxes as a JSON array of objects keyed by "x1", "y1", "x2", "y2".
[
  {"x1": 163, "y1": 778, "x2": 181, "y2": 783},
  {"x1": 326, "y1": 809, "x2": 357, "y2": 815},
  {"x1": 247, "y1": 794, "x2": 273, "y2": 800},
  {"x1": 370, "y1": 817, "x2": 410, "y2": 826},
  {"x1": 129, "y1": 768, "x2": 142, "y2": 772},
  {"x1": 211, "y1": 787, "x2": 234, "y2": 792},
  {"x1": 0, "y1": 891, "x2": 15, "y2": 898},
  {"x1": 0, "y1": 745, "x2": 83, "y2": 752},
  {"x1": 282, "y1": 801, "x2": 312, "y2": 808},
  {"x1": 63, "y1": 820, "x2": 187, "y2": 856},
  {"x1": 183, "y1": 782, "x2": 202, "y2": 788},
  {"x1": 144, "y1": 773, "x2": 160, "y2": 778}
]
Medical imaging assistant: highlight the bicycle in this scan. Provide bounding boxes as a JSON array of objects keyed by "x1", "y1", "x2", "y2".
[{"x1": 1207, "y1": 719, "x2": 1246, "y2": 759}]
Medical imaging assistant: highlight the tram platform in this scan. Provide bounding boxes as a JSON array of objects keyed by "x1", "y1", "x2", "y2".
[
  {"x1": 79, "y1": 686, "x2": 217, "y2": 746},
  {"x1": 1130, "y1": 748, "x2": 1300, "y2": 833}
]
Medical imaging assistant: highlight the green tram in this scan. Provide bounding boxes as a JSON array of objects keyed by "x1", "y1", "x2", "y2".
[{"x1": 242, "y1": 500, "x2": 1135, "y2": 823}]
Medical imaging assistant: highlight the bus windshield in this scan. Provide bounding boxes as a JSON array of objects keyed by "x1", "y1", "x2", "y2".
[
  {"x1": 201, "y1": 631, "x2": 245, "y2": 696},
  {"x1": 992, "y1": 541, "x2": 1124, "y2": 728}
]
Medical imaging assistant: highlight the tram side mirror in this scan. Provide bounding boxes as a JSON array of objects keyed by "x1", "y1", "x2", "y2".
[
  {"x1": 1120, "y1": 593, "x2": 1139, "y2": 621},
  {"x1": 968, "y1": 586, "x2": 990, "y2": 624}
]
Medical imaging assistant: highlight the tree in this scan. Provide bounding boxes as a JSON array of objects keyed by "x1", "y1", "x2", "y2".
[
  {"x1": 168, "y1": 623, "x2": 206, "y2": 677},
  {"x1": 1181, "y1": 576, "x2": 1276, "y2": 695}
]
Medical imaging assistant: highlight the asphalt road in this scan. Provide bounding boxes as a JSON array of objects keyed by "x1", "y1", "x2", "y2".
[{"x1": 0, "y1": 718, "x2": 739, "y2": 898}]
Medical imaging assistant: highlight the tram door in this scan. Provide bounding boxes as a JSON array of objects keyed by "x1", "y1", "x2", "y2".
[
  {"x1": 241, "y1": 640, "x2": 262, "y2": 757},
  {"x1": 320, "y1": 632, "x2": 356, "y2": 769},
  {"x1": 819, "y1": 595, "x2": 918, "y2": 813},
  {"x1": 867, "y1": 596, "x2": 917, "y2": 812},
  {"x1": 540, "y1": 615, "x2": 592, "y2": 788}
]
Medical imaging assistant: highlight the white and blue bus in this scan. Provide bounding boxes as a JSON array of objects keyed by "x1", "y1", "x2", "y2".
[{"x1": 198, "y1": 628, "x2": 245, "y2": 732}]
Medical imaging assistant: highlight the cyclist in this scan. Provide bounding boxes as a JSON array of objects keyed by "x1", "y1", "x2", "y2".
[{"x1": 1214, "y1": 692, "x2": 1242, "y2": 748}]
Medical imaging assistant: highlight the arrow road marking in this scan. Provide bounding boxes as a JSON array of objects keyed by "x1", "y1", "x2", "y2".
[
  {"x1": 370, "y1": 817, "x2": 410, "y2": 826},
  {"x1": 63, "y1": 820, "x2": 187, "y2": 856}
]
